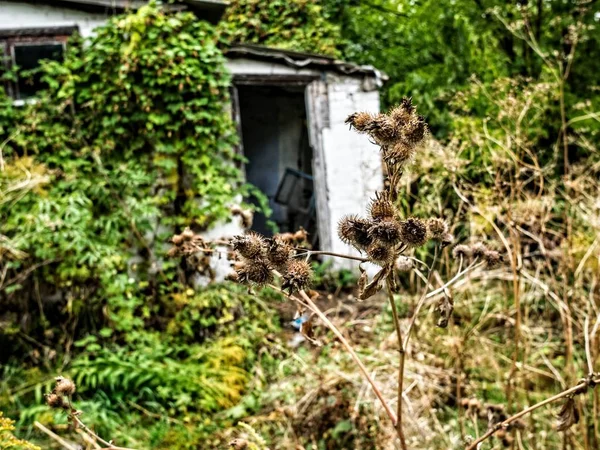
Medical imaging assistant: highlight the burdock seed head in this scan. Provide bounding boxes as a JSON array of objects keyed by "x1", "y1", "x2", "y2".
[
  {"x1": 364, "y1": 113, "x2": 398, "y2": 146},
  {"x1": 235, "y1": 259, "x2": 273, "y2": 286},
  {"x1": 389, "y1": 97, "x2": 414, "y2": 128},
  {"x1": 368, "y1": 218, "x2": 402, "y2": 245},
  {"x1": 369, "y1": 191, "x2": 395, "y2": 220},
  {"x1": 403, "y1": 115, "x2": 428, "y2": 145},
  {"x1": 452, "y1": 244, "x2": 471, "y2": 260},
  {"x1": 471, "y1": 242, "x2": 488, "y2": 259},
  {"x1": 427, "y1": 218, "x2": 448, "y2": 240},
  {"x1": 46, "y1": 393, "x2": 66, "y2": 409},
  {"x1": 483, "y1": 249, "x2": 502, "y2": 268},
  {"x1": 384, "y1": 141, "x2": 416, "y2": 166},
  {"x1": 55, "y1": 376, "x2": 76, "y2": 396},
  {"x1": 338, "y1": 215, "x2": 373, "y2": 250},
  {"x1": 231, "y1": 232, "x2": 265, "y2": 260},
  {"x1": 281, "y1": 259, "x2": 313, "y2": 292},
  {"x1": 345, "y1": 111, "x2": 376, "y2": 132},
  {"x1": 400, "y1": 218, "x2": 429, "y2": 247},
  {"x1": 367, "y1": 242, "x2": 392, "y2": 264},
  {"x1": 266, "y1": 236, "x2": 294, "y2": 270}
]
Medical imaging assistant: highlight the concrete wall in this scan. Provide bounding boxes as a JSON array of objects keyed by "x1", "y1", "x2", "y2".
[
  {"x1": 0, "y1": 2, "x2": 107, "y2": 37},
  {"x1": 316, "y1": 75, "x2": 383, "y2": 267}
]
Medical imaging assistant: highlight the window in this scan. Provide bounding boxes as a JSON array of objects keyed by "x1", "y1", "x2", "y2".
[{"x1": 1, "y1": 27, "x2": 76, "y2": 102}]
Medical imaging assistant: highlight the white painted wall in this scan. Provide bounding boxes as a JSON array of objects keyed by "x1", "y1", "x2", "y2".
[
  {"x1": 319, "y1": 75, "x2": 383, "y2": 267},
  {"x1": 0, "y1": 2, "x2": 107, "y2": 37}
]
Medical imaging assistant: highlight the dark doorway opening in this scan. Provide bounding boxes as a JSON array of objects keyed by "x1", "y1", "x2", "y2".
[{"x1": 236, "y1": 84, "x2": 317, "y2": 246}]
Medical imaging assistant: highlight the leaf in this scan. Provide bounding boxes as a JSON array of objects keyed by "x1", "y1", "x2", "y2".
[
  {"x1": 556, "y1": 397, "x2": 579, "y2": 431},
  {"x1": 435, "y1": 294, "x2": 454, "y2": 328},
  {"x1": 359, "y1": 267, "x2": 388, "y2": 300}
]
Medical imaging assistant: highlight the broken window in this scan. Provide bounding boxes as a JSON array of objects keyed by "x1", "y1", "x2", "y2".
[{"x1": 1, "y1": 27, "x2": 75, "y2": 101}]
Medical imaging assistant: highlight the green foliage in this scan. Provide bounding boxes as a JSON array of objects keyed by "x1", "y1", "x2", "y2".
[
  {"x1": 0, "y1": 3, "x2": 249, "y2": 348},
  {"x1": 220, "y1": 0, "x2": 341, "y2": 57}
]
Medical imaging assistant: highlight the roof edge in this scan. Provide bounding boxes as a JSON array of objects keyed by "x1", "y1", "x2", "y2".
[{"x1": 225, "y1": 44, "x2": 388, "y2": 82}]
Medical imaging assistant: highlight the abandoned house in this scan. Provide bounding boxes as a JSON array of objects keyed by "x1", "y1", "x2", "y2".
[{"x1": 0, "y1": 0, "x2": 385, "y2": 267}]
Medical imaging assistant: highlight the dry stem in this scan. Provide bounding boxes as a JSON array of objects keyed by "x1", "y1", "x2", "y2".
[{"x1": 466, "y1": 376, "x2": 600, "y2": 450}]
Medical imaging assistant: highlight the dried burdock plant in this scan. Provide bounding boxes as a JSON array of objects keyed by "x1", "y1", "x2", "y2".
[
  {"x1": 45, "y1": 376, "x2": 134, "y2": 450},
  {"x1": 169, "y1": 100, "x2": 518, "y2": 449}
]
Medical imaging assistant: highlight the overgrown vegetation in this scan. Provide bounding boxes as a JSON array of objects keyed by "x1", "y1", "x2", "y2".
[{"x1": 2, "y1": 1, "x2": 600, "y2": 449}]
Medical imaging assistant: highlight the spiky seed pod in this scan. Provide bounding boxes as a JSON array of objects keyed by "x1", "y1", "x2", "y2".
[
  {"x1": 452, "y1": 244, "x2": 471, "y2": 260},
  {"x1": 281, "y1": 259, "x2": 313, "y2": 292},
  {"x1": 427, "y1": 218, "x2": 448, "y2": 240},
  {"x1": 483, "y1": 250, "x2": 502, "y2": 268},
  {"x1": 46, "y1": 393, "x2": 66, "y2": 409},
  {"x1": 385, "y1": 141, "x2": 416, "y2": 166},
  {"x1": 471, "y1": 242, "x2": 488, "y2": 259},
  {"x1": 403, "y1": 115, "x2": 428, "y2": 145},
  {"x1": 396, "y1": 256, "x2": 413, "y2": 272},
  {"x1": 231, "y1": 232, "x2": 265, "y2": 260},
  {"x1": 364, "y1": 113, "x2": 398, "y2": 146},
  {"x1": 389, "y1": 97, "x2": 414, "y2": 128},
  {"x1": 369, "y1": 191, "x2": 395, "y2": 220},
  {"x1": 345, "y1": 111, "x2": 376, "y2": 132},
  {"x1": 266, "y1": 236, "x2": 294, "y2": 269},
  {"x1": 181, "y1": 228, "x2": 194, "y2": 241},
  {"x1": 236, "y1": 259, "x2": 273, "y2": 286},
  {"x1": 55, "y1": 376, "x2": 76, "y2": 396},
  {"x1": 338, "y1": 215, "x2": 373, "y2": 250},
  {"x1": 368, "y1": 218, "x2": 402, "y2": 245},
  {"x1": 366, "y1": 242, "x2": 392, "y2": 264},
  {"x1": 400, "y1": 218, "x2": 428, "y2": 247}
]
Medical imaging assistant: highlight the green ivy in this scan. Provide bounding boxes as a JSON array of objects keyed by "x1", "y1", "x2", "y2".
[{"x1": 220, "y1": 0, "x2": 341, "y2": 57}]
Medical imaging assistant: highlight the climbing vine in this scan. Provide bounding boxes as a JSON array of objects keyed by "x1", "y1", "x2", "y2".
[
  {"x1": 220, "y1": 0, "x2": 341, "y2": 57},
  {"x1": 0, "y1": 0, "x2": 260, "y2": 388}
]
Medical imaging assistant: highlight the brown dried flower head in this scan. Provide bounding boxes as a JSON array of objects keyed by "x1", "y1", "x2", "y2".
[
  {"x1": 368, "y1": 218, "x2": 402, "y2": 245},
  {"x1": 369, "y1": 191, "x2": 395, "y2": 220},
  {"x1": 452, "y1": 244, "x2": 471, "y2": 260},
  {"x1": 427, "y1": 218, "x2": 448, "y2": 240},
  {"x1": 55, "y1": 376, "x2": 76, "y2": 396},
  {"x1": 338, "y1": 215, "x2": 373, "y2": 250},
  {"x1": 265, "y1": 236, "x2": 294, "y2": 270},
  {"x1": 232, "y1": 232, "x2": 265, "y2": 260},
  {"x1": 385, "y1": 141, "x2": 415, "y2": 166},
  {"x1": 400, "y1": 218, "x2": 428, "y2": 247},
  {"x1": 345, "y1": 111, "x2": 375, "y2": 132},
  {"x1": 367, "y1": 242, "x2": 392, "y2": 264},
  {"x1": 389, "y1": 98, "x2": 414, "y2": 128},
  {"x1": 281, "y1": 259, "x2": 313, "y2": 292},
  {"x1": 364, "y1": 113, "x2": 398, "y2": 146},
  {"x1": 46, "y1": 393, "x2": 66, "y2": 409},
  {"x1": 171, "y1": 234, "x2": 184, "y2": 246},
  {"x1": 403, "y1": 115, "x2": 428, "y2": 145},
  {"x1": 235, "y1": 259, "x2": 273, "y2": 286},
  {"x1": 470, "y1": 242, "x2": 488, "y2": 259},
  {"x1": 483, "y1": 249, "x2": 502, "y2": 268}
]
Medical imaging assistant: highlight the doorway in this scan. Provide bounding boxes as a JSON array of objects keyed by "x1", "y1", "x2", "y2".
[{"x1": 236, "y1": 84, "x2": 317, "y2": 245}]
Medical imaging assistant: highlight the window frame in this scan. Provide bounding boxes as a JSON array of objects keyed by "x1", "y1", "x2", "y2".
[{"x1": 1, "y1": 26, "x2": 77, "y2": 103}]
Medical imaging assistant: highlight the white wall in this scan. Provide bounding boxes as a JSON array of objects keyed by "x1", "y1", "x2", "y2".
[
  {"x1": 319, "y1": 75, "x2": 383, "y2": 267},
  {"x1": 0, "y1": 2, "x2": 108, "y2": 37}
]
